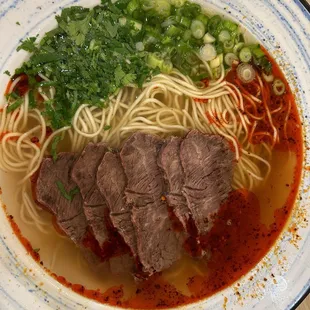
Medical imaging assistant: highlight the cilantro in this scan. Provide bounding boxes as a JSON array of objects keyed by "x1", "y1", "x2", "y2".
[
  {"x1": 33, "y1": 248, "x2": 40, "y2": 253},
  {"x1": 16, "y1": 21, "x2": 21, "y2": 26},
  {"x1": 51, "y1": 136, "x2": 62, "y2": 162},
  {"x1": 7, "y1": 99, "x2": 23, "y2": 113},
  {"x1": 104, "y1": 125, "x2": 112, "y2": 131},
  {"x1": 56, "y1": 181, "x2": 79, "y2": 201},
  {"x1": 4, "y1": 70, "x2": 11, "y2": 76},
  {"x1": 17, "y1": 37, "x2": 37, "y2": 53},
  {"x1": 6, "y1": 91, "x2": 19, "y2": 101},
  {"x1": 12, "y1": 2, "x2": 201, "y2": 129},
  {"x1": 28, "y1": 90, "x2": 36, "y2": 109}
]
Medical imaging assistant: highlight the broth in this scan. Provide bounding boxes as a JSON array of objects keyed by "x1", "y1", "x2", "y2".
[{"x1": 1, "y1": 52, "x2": 303, "y2": 308}]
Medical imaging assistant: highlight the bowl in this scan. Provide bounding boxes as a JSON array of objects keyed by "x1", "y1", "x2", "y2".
[{"x1": 0, "y1": 0, "x2": 309, "y2": 309}]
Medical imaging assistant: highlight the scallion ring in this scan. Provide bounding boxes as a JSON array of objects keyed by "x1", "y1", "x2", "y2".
[
  {"x1": 273, "y1": 79, "x2": 286, "y2": 96},
  {"x1": 237, "y1": 63, "x2": 256, "y2": 83}
]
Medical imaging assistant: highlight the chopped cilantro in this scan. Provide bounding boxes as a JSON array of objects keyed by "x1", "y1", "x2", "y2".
[
  {"x1": 7, "y1": 99, "x2": 23, "y2": 113},
  {"x1": 33, "y1": 248, "x2": 40, "y2": 253},
  {"x1": 13, "y1": 1, "x2": 206, "y2": 129},
  {"x1": 4, "y1": 70, "x2": 11, "y2": 76},
  {"x1": 5, "y1": 91, "x2": 19, "y2": 100},
  {"x1": 17, "y1": 37, "x2": 37, "y2": 53},
  {"x1": 28, "y1": 90, "x2": 36, "y2": 109},
  {"x1": 51, "y1": 136, "x2": 62, "y2": 162},
  {"x1": 16, "y1": 21, "x2": 21, "y2": 26},
  {"x1": 104, "y1": 125, "x2": 112, "y2": 131},
  {"x1": 56, "y1": 181, "x2": 79, "y2": 201}
]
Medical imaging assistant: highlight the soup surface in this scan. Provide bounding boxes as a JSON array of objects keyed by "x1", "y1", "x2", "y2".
[{"x1": 0, "y1": 0, "x2": 303, "y2": 308}]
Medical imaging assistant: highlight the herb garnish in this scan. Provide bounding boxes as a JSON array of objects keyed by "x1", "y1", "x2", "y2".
[
  {"x1": 4, "y1": 70, "x2": 11, "y2": 76},
  {"x1": 17, "y1": 37, "x2": 37, "y2": 53},
  {"x1": 51, "y1": 136, "x2": 62, "y2": 162},
  {"x1": 104, "y1": 125, "x2": 112, "y2": 131},
  {"x1": 7, "y1": 99, "x2": 23, "y2": 113},
  {"x1": 14, "y1": 1, "x2": 203, "y2": 129},
  {"x1": 56, "y1": 181, "x2": 79, "y2": 201}
]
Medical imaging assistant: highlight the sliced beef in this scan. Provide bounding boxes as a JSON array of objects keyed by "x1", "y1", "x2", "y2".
[
  {"x1": 97, "y1": 152, "x2": 137, "y2": 256},
  {"x1": 180, "y1": 130, "x2": 234, "y2": 236},
  {"x1": 71, "y1": 143, "x2": 109, "y2": 248},
  {"x1": 158, "y1": 137, "x2": 190, "y2": 231},
  {"x1": 120, "y1": 132, "x2": 182, "y2": 274},
  {"x1": 36, "y1": 153, "x2": 87, "y2": 244},
  {"x1": 71, "y1": 142, "x2": 107, "y2": 205}
]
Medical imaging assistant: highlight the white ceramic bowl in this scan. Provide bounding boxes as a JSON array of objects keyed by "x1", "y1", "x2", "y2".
[{"x1": 0, "y1": 0, "x2": 309, "y2": 309}]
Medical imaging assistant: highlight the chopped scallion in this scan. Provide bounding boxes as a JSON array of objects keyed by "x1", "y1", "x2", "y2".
[
  {"x1": 273, "y1": 79, "x2": 285, "y2": 96},
  {"x1": 191, "y1": 20, "x2": 205, "y2": 39},
  {"x1": 218, "y1": 30, "x2": 231, "y2": 42},
  {"x1": 200, "y1": 44, "x2": 217, "y2": 61},
  {"x1": 224, "y1": 53, "x2": 239, "y2": 67},
  {"x1": 239, "y1": 47, "x2": 252, "y2": 63},
  {"x1": 203, "y1": 33, "x2": 215, "y2": 44}
]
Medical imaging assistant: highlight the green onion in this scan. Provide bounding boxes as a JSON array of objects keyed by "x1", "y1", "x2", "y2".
[
  {"x1": 273, "y1": 79, "x2": 285, "y2": 96},
  {"x1": 218, "y1": 30, "x2": 231, "y2": 42},
  {"x1": 237, "y1": 63, "x2": 256, "y2": 83},
  {"x1": 129, "y1": 19, "x2": 142, "y2": 31},
  {"x1": 127, "y1": 0, "x2": 140, "y2": 15},
  {"x1": 179, "y1": 16, "x2": 191, "y2": 28},
  {"x1": 212, "y1": 66, "x2": 221, "y2": 79},
  {"x1": 162, "y1": 36, "x2": 172, "y2": 44},
  {"x1": 7, "y1": 98, "x2": 23, "y2": 113},
  {"x1": 223, "y1": 40, "x2": 234, "y2": 52},
  {"x1": 154, "y1": 0, "x2": 171, "y2": 17},
  {"x1": 233, "y1": 42, "x2": 245, "y2": 55},
  {"x1": 224, "y1": 53, "x2": 239, "y2": 67},
  {"x1": 183, "y1": 29, "x2": 192, "y2": 41},
  {"x1": 214, "y1": 41, "x2": 224, "y2": 54},
  {"x1": 262, "y1": 72, "x2": 274, "y2": 83},
  {"x1": 203, "y1": 33, "x2": 216, "y2": 44},
  {"x1": 251, "y1": 47, "x2": 265, "y2": 59},
  {"x1": 239, "y1": 47, "x2": 252, "y2": 63},
  {"x1": 208, "y1": 15, "x2": 222, "y2": 36},
  {"x1": 222, "y1": 20, "x2": 238, "y2": 32},
  {"x1": 166, "y1": 25, "x2": 182, "y2": 37},
  {"x1": 191, "y1": 20, "x2": 205, "y2": 39},
  {"x1": 135, "y1": 42, "x2": 145, "y2": 51},
  {"x1": 161, "y1": 16, "x2": 178, "y2": 28},
  {"x1": 185, "y1": 52, "x2": 199, "y2": 65},
  {"x1": 210, "y1": 54, "x2": 223, "y2": 69},
  {"x1": 179, "y1": 2, "x2": 201, "y2": 18},
  {"x1": 196, "y1": 14, "x2": 209, "y2": 26},
  {"x1": 141, "y1": 0, "x2": 154, "y2": 11},
  {"x1": 119, "y1": 17, "x2": 127, "y2": 26},
  {"x1": 200, "y1": 44, "x2": 217, "y2": 61},
  {"x1": 170, "y1": 0, "x2": 186, "y2": 7},
  {"x1": 161, "y1": 59, "x2": 173, "y2": 73},
  {"x1": 147, "y1": 53, "x2": 164, "y2": 69}
]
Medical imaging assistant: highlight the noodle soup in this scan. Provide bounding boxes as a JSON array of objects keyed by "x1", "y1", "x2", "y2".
[{"x1": 0, "y1": 0, "x2": 303, "y2": 308}]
